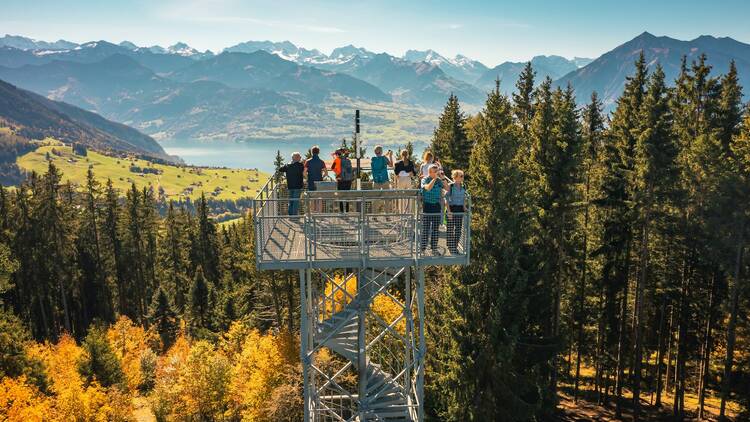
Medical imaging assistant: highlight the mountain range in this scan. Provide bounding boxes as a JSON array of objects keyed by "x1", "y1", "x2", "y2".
[
  {"x1": 557, "y1": 31, "x2": 750, "y2": 108},
  {"x1": 0, "y1": 32, "x2": 748, "y2": 143}
]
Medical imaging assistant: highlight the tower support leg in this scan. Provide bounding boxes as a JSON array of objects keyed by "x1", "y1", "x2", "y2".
[
  {"x1": 416, "y1": 266, "x2": 426, "y2": 422},
  {"x1": 300, "y1": 268, "x2": 311, "y2": 422}
]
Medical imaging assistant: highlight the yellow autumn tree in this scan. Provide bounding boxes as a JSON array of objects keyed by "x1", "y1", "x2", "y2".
[
  {"x1": 229, "y1": 329, "x2": 301, "y2": 422},
  {"x1": 25, "y1": 334, "x2": 132, "y2": 422},
  {"x1": 107, "y1": 316, "x2": 159, "y2": 392},
  {"x1": 152, "y1": 335, "x2": 232, "y2": 421},
  {"x1": 0, "y1": 376, "x2": 54, "y2": 422},
  {"x1": 322, "y1": 274, "x2": 406, "y2": 334}
]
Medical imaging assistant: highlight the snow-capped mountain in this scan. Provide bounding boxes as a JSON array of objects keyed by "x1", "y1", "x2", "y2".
[
  {"x1": 329, "y1": 45, "x2": 375, "y2": 62},
  {"x1": 139, "y1": 42, "x2": 213, "y2": 59},
  {"x1": 0, "y1": 34, "x2": 77, "y2": 51},
  {"x1": 402, "y1": 49, "x2": 489, "y2": 83},
  {"x1": 224, "y1": 40, "x2": 328, "y2": 64},
  {"x1": 167, "y1": 42, "x2": 210, "y2": 58}
]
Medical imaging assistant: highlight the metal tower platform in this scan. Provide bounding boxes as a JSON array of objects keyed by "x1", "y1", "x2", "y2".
[{"x1": 253, "y1": 175, "x2": 471, "y2": 421}]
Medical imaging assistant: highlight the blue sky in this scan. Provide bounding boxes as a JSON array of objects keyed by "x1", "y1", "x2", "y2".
[{"x1": 2, "y1": 0, "x2": 749, "y2": 66}]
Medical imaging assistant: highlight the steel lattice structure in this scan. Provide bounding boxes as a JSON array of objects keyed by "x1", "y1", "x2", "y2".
[{"x1": 254, "y1": 175, "x2": 470, "y2": 421}]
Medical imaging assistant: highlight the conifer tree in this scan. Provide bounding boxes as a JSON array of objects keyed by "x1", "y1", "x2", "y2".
[
  {"x1": 720, "y1": 103, "x2": 750, "y2": 420},
  {"x1": 601, "y1": 52, "x2": 647, "y2": 418},
  {"x1": 513, "y1": 62, "x2": 536, "y2": 134},
  {"x1": 101, "y1": 178, "x2": 126, "y2": 316},
  {"x1": 630, "y1": 64, "x2": 676, "y2": 421},
  {"x1": 429, "y1": 82, "x2": 541, "y2": 420},
  {"x1": 159, "y1": 202, "x2": 191, "y2": 313},
  {"x1": 430, "y1": 93, "x2": 470, "y2": 174},
  {"x1": 194, "y1": 194, "x2": 220, "y2": 283},
  {"x1": 189, "y1": 267, "x2": 210, "y2": 329},
  {"x1": 148, "y1": 287, "x2": 178, "y2": 351},
  {"x1": 573, "y1": 91, "x2": 605, "y2": 401},
  {"x1": 77, "y1": 168, "x2": 114, "y2": 326},
  {"x1": 78, "y1": 324, "x2": 124, "y2": 387}
]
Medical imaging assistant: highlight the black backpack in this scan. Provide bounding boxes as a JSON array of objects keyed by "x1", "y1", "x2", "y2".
[{"x1": 340, "y1": 157, "x2": 355, "y2": 181}]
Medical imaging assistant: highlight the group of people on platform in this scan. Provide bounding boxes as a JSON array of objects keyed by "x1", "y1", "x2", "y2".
[{"x1": 278, "y1": 145, "x2": 467, "y2": 255}]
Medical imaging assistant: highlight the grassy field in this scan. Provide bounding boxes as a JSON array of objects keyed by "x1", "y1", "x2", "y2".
[{"x1": 16, "y1": 141, "x2": 268, "y2": 202}]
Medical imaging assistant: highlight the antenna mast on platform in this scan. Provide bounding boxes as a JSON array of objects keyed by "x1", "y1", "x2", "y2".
[{"x1": 354, "y1": 109, "x2": 361, "y2": 180}]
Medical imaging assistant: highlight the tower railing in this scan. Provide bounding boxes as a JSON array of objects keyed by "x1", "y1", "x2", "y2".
[{"x1": 252, "y1": 173, "x2": 471, "y2": 270}]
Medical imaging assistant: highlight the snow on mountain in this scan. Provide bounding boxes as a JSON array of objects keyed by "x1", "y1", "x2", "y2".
[
  {"x1": 328, "y1": 45, "x2": 375, "y2": 62},
  {"x1": 402, "y1": 49, "x2": 489, "y2": 84},
  {"x1": 0, "y1": 34, "x2": 77, "y2": 51},
  {"x1": 168, "y1": 42, "x2": 199, "y2": 56},
  {"x1": 224, "y1": 40, "x2": 328, "y2": 64}
]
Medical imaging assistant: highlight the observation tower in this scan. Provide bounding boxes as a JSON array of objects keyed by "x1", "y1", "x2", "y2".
[{"x1": 253, "y1": 167, "x2": 471, "y2": 421}]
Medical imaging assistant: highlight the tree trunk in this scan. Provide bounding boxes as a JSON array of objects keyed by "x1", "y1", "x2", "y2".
[
  {"x1": 615, "y1": 275, "x2": 629, "y2": 419},
  {"x1": 720, "y1": 219, "x2": 744, "y2": 420},
  {"x1": 655, "y1": 299, "x2": 667, "y2": 407},
  {"x1": 286, "y1": 272, "x2": 295, "y2": 333},
  {"x1": 664, "y1": 306, "x2": 674, "y2": 404},
  {"x1": 698, "y1": 273, "x2": 716, "y2": 419},
  {"x1": 269, "y1": 276, "x2": 283, "y2": 329},
  {"x1": 575, "y1": 193, "x2": 591, "y2": 403},
  {"x1": 674, "y1": 256, "x2": 690, "y2": 420},
  {"x1": 633, "y1": 218, "x2": 649, "y2": 421}
]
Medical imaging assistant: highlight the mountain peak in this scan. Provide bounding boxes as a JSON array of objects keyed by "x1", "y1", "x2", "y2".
[
  {"x1": 119, "y1": 41, "x2": 138, "y2": 50},
  {"x1": 636, "y1": 31, "x2": 656, "y2": 39}
]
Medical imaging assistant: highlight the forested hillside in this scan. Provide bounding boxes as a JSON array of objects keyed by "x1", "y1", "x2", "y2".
[
  {"x1": 0, "y1": 79, "x2": 169, "y2": 159},
  {"x1": 0, "y1": 51, "x2": 749, "y2": 421},
  {"x1": 426, "y1": 53, "x2": 750, "y2": 421}
]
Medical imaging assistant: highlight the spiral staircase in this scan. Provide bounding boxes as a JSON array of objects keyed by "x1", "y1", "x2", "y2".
[{"x1": 310, "y1": 270, "x2": 417, "y2": 421}]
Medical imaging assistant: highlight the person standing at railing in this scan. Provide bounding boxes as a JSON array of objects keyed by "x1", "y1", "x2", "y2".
[
  {"x1": 304, "y1": 146, "x2": 327, "y2": 213},
  {"x1": 371, "y1": 145, "x2": 393, "y2": 214},
  {"x1": 279, "y1": 152, "x2": 304, "y2": 215},
  {"x1": 445, "y1": 169, "x2": 466, "y2": 254},
  {"x1": 394, "y1": 149, "x2": 416, "y2": 212},
  {"x1": 331, "y1": 148, "x2": 355, "y2": 212},
  {"x1": 420, "y1": 164, "x2": 445, "y2": 254}
]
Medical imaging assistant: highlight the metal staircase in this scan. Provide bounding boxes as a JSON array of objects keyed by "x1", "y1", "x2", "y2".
[
  {"x1": 304, "y1": 269, "x2": 421, "y2": 421},
  {"x1": 315, "y1": 308, "x2": 410, "y2": 420}
]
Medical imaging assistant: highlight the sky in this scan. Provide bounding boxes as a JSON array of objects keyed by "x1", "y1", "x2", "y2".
[{"x1": 2, "y1": 0, "x2": 749, "y2": 66}]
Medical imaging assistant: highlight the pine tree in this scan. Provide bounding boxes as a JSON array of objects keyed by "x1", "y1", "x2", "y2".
[
  {"x1": 430, "y1": 93, "x2": 470, "y2": 174},
  {"x1": 159, "y1": 202, "x2": 191, "y2": 313},
  {"x1": 670, "y1": 54, "x2": 722, "y2": 418},
  {"x1": 601, "y1": 52, "x2": 647, "y2": 418},
  {"x1": 717, "y1": 61, "x2": 743, "y2": 153},
  {"x1": 122, "y1": 183, "x2": 147, "y2": 322},
  {"x1": 76, "y1": 168, "x2": 114, "y2": 326},
  {"x1": 513, "y1": 63, "x2": 536, "y2": 134},
  {"x1": 629, "y1": 64, "x2": 676, "y2": 421},
  {"x1": 428, "y1": 82, "x2": 541, "y2": 420},
  {"x1": 189, "y1": 267, "x2": 210, "y2": 329},
  {"x1": 274, "y1": 150, "x2": 284, "y2": 181},
  {"x1": 573, "y1": 91, "x2": 605, "y2": 401},
  {"x1": 148, "y1": 287, "x2": 178, "y2": 351},
  {"x1": 78, "y1": 324, "x2": 124, "y2": 387},
  {"x1": 194, "y1": 194, "x2": 220, "y2": 283}
]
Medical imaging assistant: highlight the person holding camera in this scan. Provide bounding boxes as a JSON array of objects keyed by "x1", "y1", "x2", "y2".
[{"x1": 420, "y1": 164, "x2": 445, "y2": 254}]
